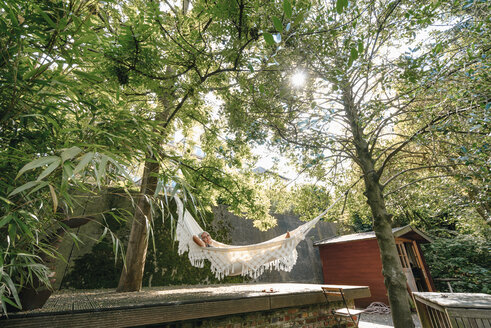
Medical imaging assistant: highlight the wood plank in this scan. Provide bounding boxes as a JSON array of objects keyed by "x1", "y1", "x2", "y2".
[
  {"x1": 414, "y1": 295, "x2": 447, "y2": 312},
  {"x1": 270, "y1": 292, "x2": 324, "y2": 309},
  {"x1": 413, "y1": 293, "x2": 491, "y2": 309},
  {"x1": 454, "y1": 317, "x2": 466, "y2": 328},
  {"x1": 428, "y1": 307, "x2": 440, "y2": 328},
  {"x1": 2, "y1": 297, "x2": 270, "y2": 328},
  {"x1": 416, "y1": 301, "x2": 434, "y2": 328},
  {"x1": 447, "y1": 308, "x2": 491, "y2": 320},
  {"x1": 1, "y1": 284, "x2": 372, "y2": 328},
  {"x1": 320, "y1": 239, "x2": 387, "y2": 307},
  {"x1": 413, "y1": 240, "x2": 433, "y2": 291},
  {"x1": 456, "y1": 317, "x2": 466, "y2": 328}
]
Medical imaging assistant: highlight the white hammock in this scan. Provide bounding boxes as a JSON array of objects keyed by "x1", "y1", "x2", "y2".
[{"x1": 174, "y1": 196, "x2": 334, "y2": 280}]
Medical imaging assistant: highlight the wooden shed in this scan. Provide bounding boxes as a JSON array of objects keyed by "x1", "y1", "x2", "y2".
[{"x1": 314, "y1": 225, "x2": 436, "y2": 307}]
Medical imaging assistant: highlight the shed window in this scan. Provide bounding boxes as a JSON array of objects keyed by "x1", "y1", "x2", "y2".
[{"x1": 396, "y1": 243, "x2": 410, "y2": 268}]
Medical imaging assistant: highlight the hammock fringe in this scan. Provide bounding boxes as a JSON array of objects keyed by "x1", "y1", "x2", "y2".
[{"x1": 174, "y1": 196, "x2": 325, "y2": 280}]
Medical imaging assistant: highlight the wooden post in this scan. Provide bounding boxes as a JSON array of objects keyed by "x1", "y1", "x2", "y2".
[{"x1": 412, "y1": 240, "x2": 434, "y2": 292}]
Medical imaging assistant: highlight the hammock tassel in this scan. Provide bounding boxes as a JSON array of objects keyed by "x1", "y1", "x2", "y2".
[{"x1": 174, "y1": 196, "x2": 328, "y2": 280}]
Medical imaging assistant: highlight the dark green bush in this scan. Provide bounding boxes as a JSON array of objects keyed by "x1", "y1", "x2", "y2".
[{"x1": 422, "y1": 234, "x2": 490, "y2": 293}]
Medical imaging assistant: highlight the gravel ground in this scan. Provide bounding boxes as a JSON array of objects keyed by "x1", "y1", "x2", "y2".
[{"x1": 359, "y1": 313, "x2": 422, "y2": 328}]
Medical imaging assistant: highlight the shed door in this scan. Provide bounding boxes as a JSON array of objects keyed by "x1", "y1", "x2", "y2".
[{"x1": 396, "y1": 242, "x2": 418, "y2": 293}]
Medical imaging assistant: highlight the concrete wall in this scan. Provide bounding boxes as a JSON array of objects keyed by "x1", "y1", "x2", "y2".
[
  {"x1": 213, "y1": 206, "x2": 337, "y2": 283},
  {"x1": 54, "y1": 192, "x2": 338, "y2": 288}
]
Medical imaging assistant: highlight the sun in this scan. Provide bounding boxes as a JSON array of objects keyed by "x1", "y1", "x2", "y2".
[{"x1": 291, "y1": 71, "x2": 307, "y2": 88}]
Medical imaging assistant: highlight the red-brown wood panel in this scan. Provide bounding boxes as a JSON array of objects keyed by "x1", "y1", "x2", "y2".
[{"x1": 318, "y1": 239, "x2": 388, "y2": 307}]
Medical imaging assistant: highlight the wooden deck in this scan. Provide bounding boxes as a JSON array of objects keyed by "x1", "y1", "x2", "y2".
[{"x1": 0, "y1": 283, "x2": 370, "y2": 328}]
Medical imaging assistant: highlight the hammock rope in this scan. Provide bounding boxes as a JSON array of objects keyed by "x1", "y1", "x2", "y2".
[{"x1": 174, "y1": 196, "x2": 340, "y2": 280}]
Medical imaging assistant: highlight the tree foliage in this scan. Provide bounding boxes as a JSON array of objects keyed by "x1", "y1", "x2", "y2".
[
  {"x1": 0, "y1": 0, "x2": 489, "y2": 321},
  {"x1": 219, "y1": 0, "x2": 489, "y2": 325},
  {"x1": 0, "y1": 0, "x2": 276, "y2": 311}
]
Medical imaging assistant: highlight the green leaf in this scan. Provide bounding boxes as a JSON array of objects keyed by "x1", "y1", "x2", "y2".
[
  {"x1": 98, "y1": 227, "x2": 108, "y2": 243},
  {"x1": 293, "y1": 12, "x2": 304, "y2": 26},
  {"x1": 8, "y1": 223, "x2": 17, "y2": 247},
  {"x1": 434, "y1": 43, "x2": 443, "y2": 54},
  {"x1": 63, "y1": 162, "x2": 73, "y2": 178},
  {"x1": 0, "y1": 196, "x2": 14, "y2": 205},
  {"x1": 107, "y1": 156, "x2": 132, "y2": 181},
  {"x1": 37, "y1": 7, "x2": 57, "y2": 29},
  {"x1": 95, "y1": 154, "x2": 109, "y2": 183},
  {"x1": 247, "y1": 63, "x2": 254, "y2": 72},
  {"x1": 350, "y1": 47, "x2": 359, "y2": 61},
  {"x1": 358, "y1": 40, "x2": 364, "y2": 54},
  {"x1": 263, "y1": 32, "x2": 275, "y2": 45},
  {"x1": 73, "y1": 70, "x2": 104, "y2": 83},
  {"x1": 23, "y1": 63, "x2": 50, "y2": 81},
  {"x1": 61, "y1": 146, "x2": 82, "y2": 162},
  {"x1": 0, "y1": 215, "x2": 13, "y2": 229},
  {"x1": 73, "y1": 152, "x2": 94, "y2": 176},
  {"x1": 283, "y1": 0, "x2": 293, "y2": 18},
  {"x1": 16, "y1": 156, "x2": 60, "y2": 179},
  {"x1": 49, "y1": 185, "x2": 58, "y2": 212},
  {"x1": 336, "y1": 0, "x2": 344, "y2": 14},
  {"x1": 336, "y1": 0, "x2": 348, "y2": 14},
  {"x1": 9, "y1": 181, "x2": 41, "y2": 197},
  {"x1": 26, "y1": 181, "x2": 49, "y2": 196},
  {"x1": 273, "y1": 17, "x2": 283, "y2": 32},
  {"x1": 348, "y1": 56, "x2": 354, "y2": 67},
  {"x1": 37, "y1": 158, "x2": 61, "y2": 181}
]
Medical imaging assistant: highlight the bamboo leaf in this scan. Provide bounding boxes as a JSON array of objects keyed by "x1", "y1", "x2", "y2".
[
  {"x1": 9, "y1": 181, "x2": 40, "y2": 197},
  {"x1": 49, "y1": 185, "x2": 58, "y2": 212},
  {"x1": 73, "y1": 70, "x2": 104, "y2": 83},
  {"x1": 0, "y1": 196, "x2": 14, "y2": 205},
  {"x1": 36, "y1": 158, "x2": 61, "y2": 181},
  {"x1": 98, "y1": 227, "x2": 108, "y2": 243},
  {"x1": 26, "y1": 181, "x2": 49, "y2": 196},
  {"x1": 96, "y1": 154, "x2": 108, "y2": 183},
  {"x1": 107, "y1": 156, "x2": 132, "y2": 181},
  {"x1": 16, "y1": 156, "x2": 59, "y2": 179},
  {"x1": 37, "y1": 6, "x2": 57, "y2": 29},
  {"x1": 60, "y1": 146, "x2": 82, "y2": 162},
  {"x1": 23, "y1": 63, "x2": 50, "y2": 81},
  {"x1": 72, "y1": 152, "x2": 94, "y2": 176},
  {"x1": 0, "y1": 215, "x2": 13, "y2": 229}
]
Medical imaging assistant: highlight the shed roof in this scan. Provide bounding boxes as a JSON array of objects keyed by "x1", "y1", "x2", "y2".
[{"x1": 313, "y1": 225, "x2": 432, "y2": 246}]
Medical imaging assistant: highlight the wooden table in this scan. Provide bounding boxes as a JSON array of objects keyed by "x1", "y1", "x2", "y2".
[{"x1": 413, "y1": 292, "x2": 491, "y2": 328}]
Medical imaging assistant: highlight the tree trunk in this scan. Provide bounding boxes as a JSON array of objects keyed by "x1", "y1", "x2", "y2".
[
  {"x1": 363, "y1": 172, "x2": 414, "y2": 328},
  {"x1": 343, "y1": 88, "x2": 414, "y2": 328},
  {"x1": 117, "y1": 158, "x2": 159, "y2": 291},
  {"x1": 117, "y1": 83, "x2": 173, "y2": 292}
]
